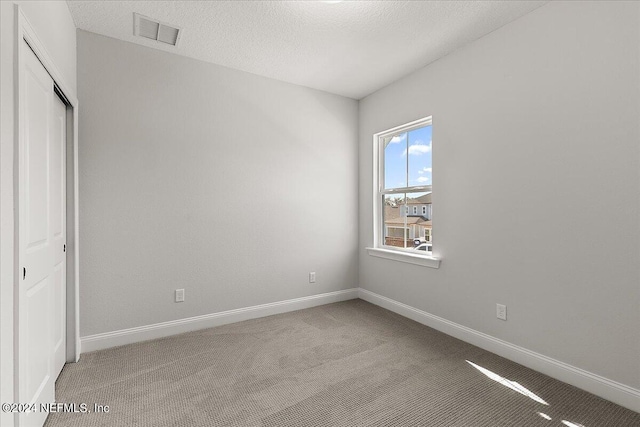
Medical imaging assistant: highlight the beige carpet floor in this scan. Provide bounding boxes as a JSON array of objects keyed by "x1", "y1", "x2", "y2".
[{"x1": 44, "y1": 299, "x2": 640, "y2": 426}]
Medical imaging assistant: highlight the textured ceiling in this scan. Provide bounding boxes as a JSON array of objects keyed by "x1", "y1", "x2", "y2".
[{"x1": 67, "y1": 0, "x2": 547, "y2": 99}]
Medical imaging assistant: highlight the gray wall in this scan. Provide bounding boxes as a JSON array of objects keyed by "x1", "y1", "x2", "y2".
[
  {"x1": 77, "y1": 31, "x2": 359, "y2": 337},
  {"x1": 359, "y1": 0, "x2": 640, "y2": 389},
  {"x1": 1, "y1": 2, "x2": 77, "y2": 426}
]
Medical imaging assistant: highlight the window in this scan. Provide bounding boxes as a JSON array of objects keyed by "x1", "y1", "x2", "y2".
[{"x1": 368, "y1": 116, "x2": 439, "y2": 268}]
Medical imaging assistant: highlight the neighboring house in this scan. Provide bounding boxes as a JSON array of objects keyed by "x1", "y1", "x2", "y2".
[{"x1": 384, "y1": 193, "x2": 432, "y2": 247}]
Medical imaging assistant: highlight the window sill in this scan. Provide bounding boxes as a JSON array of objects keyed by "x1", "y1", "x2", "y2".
[{"x1": 366, "y1": 247, "x2": 441, "y2": 269}]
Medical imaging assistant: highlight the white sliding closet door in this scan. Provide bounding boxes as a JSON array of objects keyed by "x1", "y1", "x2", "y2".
[{"x1": 18, "y1": 40, "x2": 67, "y2": 427}]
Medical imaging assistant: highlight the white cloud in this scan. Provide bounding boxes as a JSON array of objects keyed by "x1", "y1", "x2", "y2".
[
  {"x1": 423, "y1": 167, "x2": 432, "y2": 172},
  {"x1": 389, "y1": 133, "x2": 406, "y2": 144},
  {"x1": 416, "y1": 176, "x2": 430, "y2": 183},
  {"x1": 402, "y1": 140, "x2": 431, "y2": 156}
]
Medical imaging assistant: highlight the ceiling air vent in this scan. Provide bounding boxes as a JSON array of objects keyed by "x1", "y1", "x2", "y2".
[{"x1": 134, "y1": 13, "x2": 181, "y2": 46}]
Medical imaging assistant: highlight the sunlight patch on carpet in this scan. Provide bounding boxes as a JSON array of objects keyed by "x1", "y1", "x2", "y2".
[{"x1": 466, "y1": 360, "x2": 549, "y2": 405}]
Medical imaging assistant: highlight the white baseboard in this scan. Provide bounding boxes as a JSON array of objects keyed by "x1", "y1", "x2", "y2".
[
  {"x1": 81, "y1": 288, "x2": 358, "y2": 353},
  {"x1": 358, "y1": 288, "x2": 640, "y2": 414},
  {"x1": 80, "y1": 286, "x2": 639, "y2": 413}
]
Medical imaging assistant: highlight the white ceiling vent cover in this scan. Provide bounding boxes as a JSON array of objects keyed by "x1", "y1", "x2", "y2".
[{"x1": 134, "y1": 13, "x2": 181, "y2": 46}]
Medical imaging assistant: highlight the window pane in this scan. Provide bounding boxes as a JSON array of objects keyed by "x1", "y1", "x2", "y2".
[
  {"x1": 408, "y1": 125, "x2": 432, "y2": 188},
  {"x1": 382, "y1": 194, "x2": 408, "y2": 248},
  {"x1": 384, "y1": 132, "x2": 407, "y2": 189},
  {"x1": 383, "y1": 191, "x2": 432, "y2": 250}
]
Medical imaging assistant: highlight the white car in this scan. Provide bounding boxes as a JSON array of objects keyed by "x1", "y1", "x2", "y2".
[{"x1": 415, "y1": 242, "x2": 432, "y2": 252}]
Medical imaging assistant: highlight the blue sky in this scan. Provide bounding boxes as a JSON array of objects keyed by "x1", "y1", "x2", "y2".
[{"x1": 384, "y1": 125, "x2": 432, "y2": 190}]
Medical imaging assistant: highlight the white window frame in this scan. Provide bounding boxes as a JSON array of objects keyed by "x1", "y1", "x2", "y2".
[{"x1": 367, "y1": 116, "x2": 440, "y2": 268}]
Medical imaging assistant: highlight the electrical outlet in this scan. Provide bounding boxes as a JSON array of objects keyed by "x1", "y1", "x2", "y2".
[
  {"x1": 175, "y1": 289, "x2": 185, "y2": 303},
  {"x1": 496, "y1": 303, "x2": 507, "y2": 321},
  {"x1": 309, "y1": 272, "x2": 316, "y2": 283}
]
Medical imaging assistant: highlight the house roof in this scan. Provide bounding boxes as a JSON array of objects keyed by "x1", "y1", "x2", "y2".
[
  {"x1": 386, "y1": 193, "x2": 431, "y2": 206},
  {"x1": 409, "y1": 193, "x2": 432, "y2": 204},
  {"x1": 384, "y1": 206, "x2": 432, "y2": 226},
  {"x1": 385, "y1": 217, "x2": 432, "y2": 226}
]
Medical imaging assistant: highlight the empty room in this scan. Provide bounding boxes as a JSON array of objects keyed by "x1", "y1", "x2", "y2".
[{"x1": 1, "y1": 1, "x2": 639, "y2": 426}]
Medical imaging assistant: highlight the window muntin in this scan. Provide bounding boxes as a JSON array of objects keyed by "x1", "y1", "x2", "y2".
[{"x1": 376, "y1": 117, "x2": 432, "y2": 254}]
